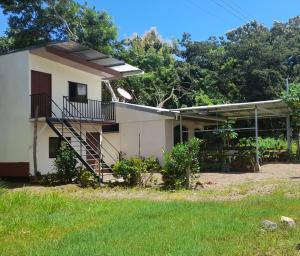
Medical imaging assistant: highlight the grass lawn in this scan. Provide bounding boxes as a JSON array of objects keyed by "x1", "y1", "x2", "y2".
[{"x1": 0, "y1": 186, "x2": 299, "y2": 256}]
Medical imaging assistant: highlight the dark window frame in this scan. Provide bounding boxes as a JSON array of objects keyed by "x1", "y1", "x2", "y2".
[
  {"x1": 49, "y1": 137, "x2": 71, "y2": 158},
  {"x1": 102, "y1": 124, "x2": 119, "y2": 133},
  {"x1": 173, "y1": 125, "x2": 188, "y2": 145},
  {"x1": 68, "y1": 81, "x2": 88, "y2": 103}
]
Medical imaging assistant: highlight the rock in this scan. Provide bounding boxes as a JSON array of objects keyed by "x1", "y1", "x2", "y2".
[
  {"x1": 260, "y1": 220, "x2": 278, "y2": 231},
  {"x1": 194, "y1": 181, "x2": 204, "y2": 189},
  {"x1": 281, "y1": 216, "x2": 296, "y2": 227}
]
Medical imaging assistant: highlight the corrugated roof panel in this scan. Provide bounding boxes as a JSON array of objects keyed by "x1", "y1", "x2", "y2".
[
  {"x1": 40, "y1": 41, "x2": 143, "y2": 79},
  {"x1": 176, "y1": 99, "x2": 291, "y2": 121},
  {"x1": 71, "y1": 49, "x2": 108, "y2": 60},
  {"x1": 111, "y1": 63, "x2": 141, "y2": 73},
  {"x1": 91, "y1": 58, "x2": 124, "y2": 67}
]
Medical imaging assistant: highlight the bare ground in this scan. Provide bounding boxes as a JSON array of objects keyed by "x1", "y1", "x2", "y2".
[
  {"x1": 7, "y1": 163, "x2": 300, "y2": 201},
  {"x1": 197, "y1": 162, "x2": 300, "y2": 187}
]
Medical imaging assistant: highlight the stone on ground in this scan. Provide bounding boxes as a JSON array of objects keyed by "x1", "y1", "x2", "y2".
[
  {"x1": 260, "y1": 220, "x2": 278, "y2": 231},
  {"x1": 281, "y1": 216, "x2": 296, "y2": 227}
]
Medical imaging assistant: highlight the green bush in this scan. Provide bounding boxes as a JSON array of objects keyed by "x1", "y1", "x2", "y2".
[
  {"x1": 54, "y1": 142, "x2": 77, "y2": 183},
  {"x1": 143, "y1": 156, "x2": 161, "y2": 172},
  {"x1": 112, "y1": 157, "x2": 144, "y2": 186},
  {"x1": 162, "y1": 138, "x2": 202, "y2": 189},
  {"x1": 112, "y1": 156, "x2": 161, "y2": 186},
  {"x1": 238, "y1": 137, "x2": 290, "y2": 162},
  {"x1": 79, "y1": 170, "x2": 97, "y2": 188},
  {"x1": 41, "y1": 173, "x2": 60, "y2": 186}
]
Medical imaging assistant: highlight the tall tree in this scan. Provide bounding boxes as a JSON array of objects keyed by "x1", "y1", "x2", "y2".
[
  {"x1": 115, "y1": 28, "x2": 181, "y2": 108},
  {"x1": 0, "y1": 0, "x2": 117, "y2": 53}
]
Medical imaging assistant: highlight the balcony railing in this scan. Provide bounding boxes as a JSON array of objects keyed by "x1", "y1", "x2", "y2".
[{"x1": 30, "y1": 94, "x2": 116, "y2": 122}]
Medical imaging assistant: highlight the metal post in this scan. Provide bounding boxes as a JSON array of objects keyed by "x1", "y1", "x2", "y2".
[
  {"x1": 254, "y1": 106, "x2": 260, "y2": 171},
  {"x1": 286, "y1": 78, "x2": 289, "y2": 94},
  {"x1": 138, "y1": 133, "x2": 141, "y2": 159},
  {"x1": 286, "y1": 115, "x2": 291, "y2": 155},
  {"x1": 62, "y1": 111, "x2": 64, "y2": 137},
  {"x1": 179, "y1": 114, "x2": 183, "y2": 143}
]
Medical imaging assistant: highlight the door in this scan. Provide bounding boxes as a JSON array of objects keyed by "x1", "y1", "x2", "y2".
[
  {"x1": 86, "y1": 132, "x2": 100, "y2": 167},
  {"x1": 31, "y1": 70, "x2": 52, "y2": 117}
]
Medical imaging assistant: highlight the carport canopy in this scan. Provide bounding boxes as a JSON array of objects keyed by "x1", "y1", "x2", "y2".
[
  {"x1": 173, "y1": 99, "x2": 290, "y2": 122},
  {"x1": 172, "y1": 99, "x2": 292, "y2": 170}
]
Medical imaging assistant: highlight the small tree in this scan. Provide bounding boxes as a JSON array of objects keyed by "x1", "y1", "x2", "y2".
[
  {"x1": 213, "y1": 121, "x2": 238, "y2": 148},
  {"x1": 162, "y1": 138, "x2": 202, "y2": 189},
  {"x1": 282, "y1": 83, "x2": 300, "y2": 157},
  {"x1": 54, "y1": 141, "x2": 77, "y2": 183}
]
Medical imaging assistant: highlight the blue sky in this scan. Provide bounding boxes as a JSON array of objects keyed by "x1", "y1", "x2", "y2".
[{"x1": 1, "y1": 0, "x2": 300, "y2": 41}]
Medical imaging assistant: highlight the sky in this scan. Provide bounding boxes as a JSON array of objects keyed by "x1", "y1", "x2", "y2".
[{"x1": 0, "y1": 0, "x2": 300, "y2": 41}]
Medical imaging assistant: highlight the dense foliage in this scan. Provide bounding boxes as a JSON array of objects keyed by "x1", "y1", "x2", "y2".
[
  {"x1": 0, "y1": 0, "x2": 117, "y2": 54},
  {"x1": 1, "y1": 1, "x2": 300, "y2": 109},
  {"x1": 54, "y1": 141, "x2": 77, "y2": 183},
  {"x1": 112, "y1": 156, "x2": 161, "y2": 186},
  {"x1": 162, "y1": 138, "x2": 202, "y2": 189}
]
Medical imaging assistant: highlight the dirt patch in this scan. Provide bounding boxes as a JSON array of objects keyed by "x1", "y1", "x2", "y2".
[
  {"x1": 195, "y1": 163, "x2": 300, "y2": 188},
  {"x1": 6, "y1": 163, "x2": 300, "y2": 201}
]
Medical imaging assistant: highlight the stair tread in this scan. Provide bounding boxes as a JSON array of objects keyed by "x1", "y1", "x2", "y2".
[{"x1": 47, "y1": 117, "x2": 115, "y2": 179}]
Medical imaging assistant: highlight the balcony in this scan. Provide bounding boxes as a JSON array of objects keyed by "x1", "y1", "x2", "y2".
[{"x1": 30, "y1": 94, "x2": 116, "y2": 122}]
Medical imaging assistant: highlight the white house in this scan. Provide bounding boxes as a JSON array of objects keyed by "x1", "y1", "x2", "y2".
[
  {"x1": 0, "y1": 41, "x2": 290, "y2": 180},
  {"x1": 0, "y1": 41, "x2": 205, "y2": 180}
]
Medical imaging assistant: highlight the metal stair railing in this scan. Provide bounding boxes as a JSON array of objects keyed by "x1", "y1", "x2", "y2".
[
  {"x1": 63, "y1": 96, "x2": 120, "y2": 165},
  {"x1": 49, "y1": 98, "x2": 102, "y2": 174},
  {"x1": 31, "y1": 94, "x2": 102, "y2": 177}
]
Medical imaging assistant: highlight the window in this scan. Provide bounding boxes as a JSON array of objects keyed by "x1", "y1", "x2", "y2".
[
  {"x1": 102, "y1": 124, "x2": 119, "y2": 133},
  {"x1": 194, "y1": 128, "x2": 202, "y2": 139},
  {"x1": 69, "y1": 81, "x2": 87, "y2": 102},
  {"x1": 49, "y1": 137, "x2": 71, "y2": 158},
  {"x1": 173, "y1": 125, "x2": 188, "y2": 145}
]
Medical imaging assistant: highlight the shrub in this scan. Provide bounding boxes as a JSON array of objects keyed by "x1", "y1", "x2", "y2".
[
  {"x1": 238, "y1": 137, "x2": 290, "y2": 162},
  {"x1": 112, "y1": 157, "x2": 144, "y2": 186},
  {"x1": 143, "y1": 156, "x2": 161, "y2": 172},
  {"x1": 162, "y1": 138, "x2": 202, "y2": 189},
  {"x1": 54, "y1": 142, "x2": 77, "y2": 183},
  {"x1": 79, "y1": 170, "x2": 97, "y2": 188},
  {"x1": 41, "y1": 173, "x2": 60, "y2": 186}
]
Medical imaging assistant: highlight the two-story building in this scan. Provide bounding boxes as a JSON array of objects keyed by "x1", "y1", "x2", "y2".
[
  {"x1": 0, "y1": 41, "x2": 206, "y2": 180},
  {"x1": 1, "y1": 41, "x2": 289, "y2": 180}
]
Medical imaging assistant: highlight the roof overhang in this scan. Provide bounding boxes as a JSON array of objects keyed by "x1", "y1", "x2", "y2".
[
  {"x1": 30, "y1": 41, "x2": 143, "y2": 80},
  {"x1": 116, "y1": 102, "x2": 177, "y2": 117},
  {"x1": 172, "y1": 99, "x2": 291, "y2": 122}
]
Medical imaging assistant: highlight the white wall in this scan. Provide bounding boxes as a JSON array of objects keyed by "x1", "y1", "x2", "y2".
[
  {"x1": 31, "y1": 122, "x2": 102, "y2": 174},
  {"x1": 119, "y1": 120, "x2": 166, "y2": 162},
  {"x1": 101, "y1": 105, "x2": 174, "y2": 164},
  {"x1": 102, "y1": 132, "x2": 120, "y2": 166},
  {"x1": 0, "y1": 51, "x2": 31, "y2": 163},
  {"x1": 115, "y1": 104, "x2": 172, "y2": 123},
  {"x1": 164, "y1": 119, "x2": 205, "y2": 150},
  {"x1": 30, "y1": 54, "x2": 103, "y2": 117}
]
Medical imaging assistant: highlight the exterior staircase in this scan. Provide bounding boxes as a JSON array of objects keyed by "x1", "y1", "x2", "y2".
[{"x1": 31, "y1": 94, "x2": 120, "y2": 182}]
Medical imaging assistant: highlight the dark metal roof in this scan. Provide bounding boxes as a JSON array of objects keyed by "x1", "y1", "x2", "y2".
[
  {"x1": 173, "y1": 99, "x2": 291, "y2": 121},
  {"x1": 1, "y1": 41, "x2": 143, "y2": 80}
]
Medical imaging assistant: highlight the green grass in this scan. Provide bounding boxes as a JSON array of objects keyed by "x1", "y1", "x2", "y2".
[{"x1": 0, "y1": 189, "x2": 299, "y2": 256}]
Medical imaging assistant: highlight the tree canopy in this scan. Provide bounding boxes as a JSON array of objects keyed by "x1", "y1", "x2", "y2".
[
  {"x1": 0, "y1": 0, "x2": 117, "y2": 54},
  {"x1": 1, "y1": 1, "x2": 300, "y2": 108}
]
